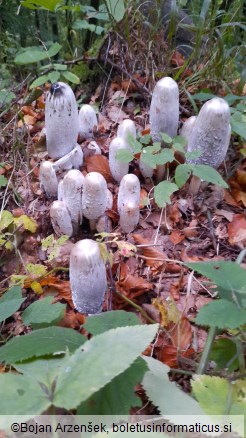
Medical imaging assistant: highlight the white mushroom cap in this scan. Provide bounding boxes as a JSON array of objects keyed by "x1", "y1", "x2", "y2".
[
  {"x1": 82, "y1": 172, "x2": 108, "y2": 220},
  {"x1": 78, "y1": 104, "x2": 98, "y2": 139},
  {"x1": 109, "y1": 137, "x2": 129, "y2": 182},
  {"x1": 70, "y1": 239, "x2": 107, "y2": 314},
  {"x1": 187, "y1": 97, "x2": 231, "y2": 168},
  {"x1": 150, "y1": 77, "x2": 179, "y2": 142},
  {"x1": 50, "y1": 200, "x2": 73, "y2": 237},
  {"x1": 119, "y1": 201, "x2": 140, "y2": 233},
  {"x1": 117, "y1": 119, "x2": 136, "y2": 151},
  {"x1": 39, "y1": 161, "x2": 58, "y2": 197},
  {"x1": 117, "y1": 173, "x2": 140, "y2": 215},
  {"x1": 180, "y1": 116, "x2": 197, "y2": 146},
  {"x1": 45, "y1": 82, "x2": 79, "y2": 159},
  {"x1": 106, "y1": 189, "x2": 113, "y2": 210},
  {"x1": 63, "y1": 170, "x2": 84, "y2": 233},
  {"x1": 52, "y1": 144, "x2": 83, "y2": 171}
]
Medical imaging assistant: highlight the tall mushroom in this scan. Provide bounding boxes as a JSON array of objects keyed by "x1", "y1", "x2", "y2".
[
  {"x1": 70, "y1": 239, "x2": 107, "y2": 314},
  {"x1": 45, "y1": 82, "x2": 79, "y2": 160},
  {"x1": 117, "y1": 174, "x2": 140, "y2": 233},
  {"x1": 62, "y1": 169, "x2": 84, "y2": 234},
  {"x1": 117, "y1": 119, "x2": 136, "y2": 151},
  {"x1": 82, "y1": 172, "x2": 108, "y2": 230},
  {"x1": 50, "y1": 200, "x2": 73, "y2": 237},
  {"x1": 78, "y1": 104, "x2": 98, "y2": 140},
  {"x1": 109, "y1": 137, "x2": 129, "y2": 182}
]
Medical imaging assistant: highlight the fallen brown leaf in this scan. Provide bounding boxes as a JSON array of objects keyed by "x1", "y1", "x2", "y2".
[
  {"x1": 85, "y1": 155, "x2": 114, "y2": 183},
  {"x1": 228, "y1": 213, "x2": 246, "y2": 246},
  {"x1": 169, "y1": 230, "x2": 185, "y2": 245}
]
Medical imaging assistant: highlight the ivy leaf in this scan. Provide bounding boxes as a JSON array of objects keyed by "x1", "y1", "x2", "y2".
[
  {"x1": 22, "y1": 296, "x2": 66, "y2": 329},
  {"x1": 0, "y1": 286, "x2": 26, "y2": 324},
  {"x1": 191, "y1": 164, "x2": 228, "y2": 188},
  {"x1": 195, "y1": 299, "x2": 246, "y2": 329},
  {"x1": 175, "y1": 164, "x2": 192, "y2": 187},
  {"x1": 84, "y1": 310, "x2": 141, "y2": 335},
  {"x1": 116, "y1": 149, "x2": 134, "y2": 163},
  {"x1": 53, "y1": 324, "x2": 158, "y2": 409},
  {"x1": 154, "y1": 181, "x2": 178, "y2": 208}
]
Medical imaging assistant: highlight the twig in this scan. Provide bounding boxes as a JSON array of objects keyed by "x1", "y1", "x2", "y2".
[
  {"x1": 206, "y1": 209, "x2": 217, "y2": 252},
  {"x1": 115, "y1": 289, "x2": 156, "y2": 324}
]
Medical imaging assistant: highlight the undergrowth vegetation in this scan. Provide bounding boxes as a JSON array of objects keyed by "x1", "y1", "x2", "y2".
[{"x1": 0, "y1": 0, "x2": 246, "y2": 433}]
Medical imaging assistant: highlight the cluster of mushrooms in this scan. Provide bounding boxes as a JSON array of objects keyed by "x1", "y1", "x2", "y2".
[{"x1": 39, "y1": 80, "x2": 231, "y2": 313}]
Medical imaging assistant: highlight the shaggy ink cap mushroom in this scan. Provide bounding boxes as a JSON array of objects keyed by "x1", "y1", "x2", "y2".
[
  {"x1": 39, "y1": 161, "x2": 58, "y2": 198},
  {"x1": 62, "y1": 170, "x2": 84, "y2": 234},
  {"x1": 50, "y1": 200, "x2": 73, "y2": 237},
  {"x1": 78, "y1": 104, "x2": 98, "y2": 140},
  {"x1": 109, "y1": 137, "x2": 129, "y2": 182},
  {"x1": 82, "y1": 172, "x2": 108, "y2": 220},
  {"x1": 70, "y1": 239, "x2": 107, "y2": 314},
  {"x1": 117, "y1": 174, "x2": 140, "y2": 232},
  {"x1": 117, "y1": 119, "x2": 136, "y2": 152},
  {"x1": 45, "y1": 82, "x2": 79, "y2": 160}
]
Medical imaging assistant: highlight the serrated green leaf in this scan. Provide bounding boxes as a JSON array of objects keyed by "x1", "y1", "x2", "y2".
[
  {"x1": 0, "y1": 286, "x2": 25, "y2": 323},
  {"x1": 185, "y1": 261, "x2": 246, "y2": 303},
  {"x1": 175, "y1": 164, "x2": 192, "y2": 187},
  {"x1": 116, "y1": 149, "x2": 134, "y2": 163},
  {"x1": 210, "y1": 339, "x2": 239, "y2": 372},
  {"x1": 160, "y1": 132, "x2": 173, "y2": 144},
  {"x1": 53, "y1": 324, "x2": 158, "y2": 409},
  {"x1": 14, "y1": 215, "x2": 38, "y2": 232},
  {"x1": 0, "y1": 374, "x2": 50, "y2": 415},
  {"x1": 77, "y1": 357, "x2": 147, "y2": 414},
  {"x1": 48, "y1": 70, "x2": 60, "y2": 83},
  {"x1": 84, "y1": 310, "x2": 141, "y2": 335},
  {"x1": 0, "y1": 210, "x2": 13, "y2": 231},
  {"x1": 154, "y1": 181, "x2": 178, "y2": 208},
  {"x1": 191, "y1": 165, "x2": 228, "y2": 188},
  {"x1": 196, "y1": 299, "x2": 246, "y2": 329},
  {"x1": 154, "y1": 149, "x2": 174, "y2": 165},
  {"x1": 30, "y1": 75, "x2": 49, "y2": 89},
  {"x1": 0, "y1": 175, "x2": 8, "y2": 187},
  {"x1": 22, "y1": 296, "x2": 65, "y2": 328},
  {"x1": 62, "y1": 71, "x2": 80, "y2": 84},
  {"x1": 0, "y1": 327, "x2": 86, "y2": 364},
  {"x1": 26, "y1": 263, "x2": 47, "y2": 276},
  {"x1": 142, "y1": 356, "x2": 204, "y2": 415}
]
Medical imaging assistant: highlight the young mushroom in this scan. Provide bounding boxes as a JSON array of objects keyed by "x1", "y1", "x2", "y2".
[
  {"x1": 52, "y1": 144, "x2": 83, "y2": 171},
  {"x1": 62, "y1": 170, "x2": 84, "y2": 234},
  {"x1": 82, "y1": 172, "x2": 108, "y2": 230},
  {"x1": 109, "y1": 137, "x2": 129, "y2": 182},
  {"x1": 50, "y1": 200, "x2": 73, "y2": 237},
  {"x1": 180, "y1": 116, "x2": 197, "y2": 147},
  {"x1": 117, "y1": 174, "x2": 140, "y2": 233},
  {"x1": 39, "y1": 161, "x2": 58, "y2": 197},
  {"x1": 45, "y1": 82, "x2": 79, "y2": 160},
  {"x1": 78, "y1": 104, "x2": 98, "y2": 140},
  {"x1": 70, "y1": 239, "x2": 107, "y2": 314},
  {"x1": 117, "y1": 119, "x2": 136, "y2": 151}
]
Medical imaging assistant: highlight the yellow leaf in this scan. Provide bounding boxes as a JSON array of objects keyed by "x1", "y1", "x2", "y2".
[
  {"x1": 5, "y1": 241, "x2": 14, "y2": 251},
  {"x1": 26, "y1": 263, "x2": 47, "y2": 276},
  {"x1": 31, "y1": 281, "x2": 43, "y2": 294},
  {"x1": 0, "y1": 211, "x2": 13, "y2": 231},
  {"x1": 98, "y1": 242, "x2": 113, "y2": 266},
  {"x1": 14, "y1": 215, "x2": 38, "y2": 233}
]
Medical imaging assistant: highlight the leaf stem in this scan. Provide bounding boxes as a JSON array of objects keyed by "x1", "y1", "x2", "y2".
[
  {"x1": 196, "y1": 326, "x2": 217, "y2": 375},
  {"x1": 115, "y1": 290, "x2": 156, "y2": 324}
]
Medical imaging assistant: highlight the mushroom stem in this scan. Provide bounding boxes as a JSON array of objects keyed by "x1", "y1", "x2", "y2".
[{"x1": 188, "y1": 175, "x2": 201, "y2": 195}]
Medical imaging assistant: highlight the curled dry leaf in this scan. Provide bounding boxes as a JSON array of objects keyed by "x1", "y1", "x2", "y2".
[
  {"x1": 85, "y1": 155, "x2": 114, "y2": 183},
  {"x1": 228, "y1": 214, "x2": 246, "y2": 246},
  {"x1": 115, "y1": 262, "x2": 152, "y2": 305},
  {"x1": 169, "y1": 230, "x2": 185, "y2": 245},
  {"x1": 59, "y1": 308, "x2": 86, "y2": 330}
]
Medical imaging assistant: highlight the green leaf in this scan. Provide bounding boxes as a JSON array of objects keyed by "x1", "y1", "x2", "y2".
[
  {"x1": 195, "y1": 299, "x2": 246, "y2": 329},
  {"x1": 172, "y1": 135, "x2": 187, "y2": 150},
  {"x1": 140, "y1": 134, "x2": 152, "y2": 145},
  {"x1": 175, "y1": 163, "x2": 192, "y2": 187},
  {"x1": 53, "y1": 324, "x2": 158, "y2": 409},
  {"x1": 22, "y1": 296, "x2": 66, "y2": 328},
  {"x1": 116, "y1": 149, "x2": 134, "y2": 163},
  {"x1": 53, "y1": 63, "x2": 67, "y2": 71},
  {"x1": 0, "y1": 286, "x2": 25, "y2": 323},
  {"x1": 128, "y1": 136, "x2": 142, "y2": 154},
  {"x1": 0, "y1": 175, "x2": 8, "y2": 188},
  {"x1": 105, "y1": 0, "x2": 125, "y2": 22},
  {"x1": 0, "y1": 327, "x2": 86, "y2": 364},
  {"x1": 47, "y1": 42, "x2": 62, "y2": 57},
  {"x1": 41, "y1": 234, "x2": 54, "y2": 250},
  {"x1": 56, "y1": 235, "x2": 69, "y2": 245},
  {"x1": 14, "y1": 43, "x2": 61, "y2": 65},
  {"x1": 192, "y1": 92, "x2": 216, "y2": 101},
  {"x1": 77, "y1": 357, "x2": 147, "y2": 414},
  {"x1": 154, "y1": 181, "x2": 178, "y2": 208},
  {"x1": 48, "y1": 71, "x2": 60, "y2": 83},
  {"x1": 0, "y1": 89, "x2": 16, "y2": 105},
  {"x1": 231, "y1": 118, "x2": 246, "y2": 140},
  {"x1": 154, "y1": 149, "x2": 174, "y2": 165},
  {"x1": 142, "y1": 356, "x2": 204, "y2": 415},
  {"x1": 84, "y1": 310, "x2": 141, "y2": 335},
  {"x1": 185, "y1": 261, "x2": 246, "y2": 303},
  {"x1": 20, "y1": 0, "x2": 62, "y2": 11},
  {"x1": 0, "y1": 210, "x2": 13, "y2": 231},
  {"x1": 191, "y1": 165, "x2": 228, "y2": 188},
  {"x1": 0, "y1": 374, "x2": 50, "y2": 415},
  {"x1": 24, "y1": 88, "x2": 43, "y2": 104},
  {"x1": 160, "y1": 132, "x2": 173, "y2": 144},
  {"x1": 210, "y1": 339, "x2": 240, "y2": 372},
  {"x1": 14, "y1": 215, "x2": 38, "y2": 232},
  {"x1": 62, "y1": 71, "x2": 80, "y2": 84},
  {"x1": 30, "y1": 75, "x2": 49, "y2": 89},
  {"x1": 185, "y1": 150, "x2": 202, "y2": 160}
]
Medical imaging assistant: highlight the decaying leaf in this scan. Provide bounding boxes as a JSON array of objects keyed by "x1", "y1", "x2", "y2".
[
  {"x1": 228, "y1": 214, "x2": 246, "y2": 246},
  {"x1": 85, "y1": 155, "x2": 114, "y2": 183}
]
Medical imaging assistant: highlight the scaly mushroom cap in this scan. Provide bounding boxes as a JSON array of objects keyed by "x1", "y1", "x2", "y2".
[
  {"x1": 45, "y1": 82, "x2": 79, "y2": 160},
  {"x1": 39, "y1": 161, "x2": 58, "y2": 197},
  {"x1": 109, "y1": 137, "x2": 129, "y2": 182},
  {"x1": 117, "y1": 119, "x2": 136, "y2": 151},
  {"x1": 119, "y1": 201, "x2": 140, "y2": 233},
  {"x1": 70, "y1": 239, "x2": 107, "y2": 314},
  {"x1": 78, "y1": 104, "x2": 98, "y2": 139},
  {"x1": 50, "y1": 200, "x2": 73, "y2": 237},
  {"x1": 180, "y1": 116, "x2": 197, "y2": 146},
  {"x1": 150, "y1": 77, "x2": 179, "y2": 142},
  {"x1": 63, "y1": 170, "x2": 84, "y2": 233},
  {"x1": 82, "y1": 172, "x2": 108, "y2": 220},
  {"x1": 117, "y1": 174, "x2": 140, "y2": 215},
  {"x1": 187, "y1": 97, "x2": 231, "y2": 168}
]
